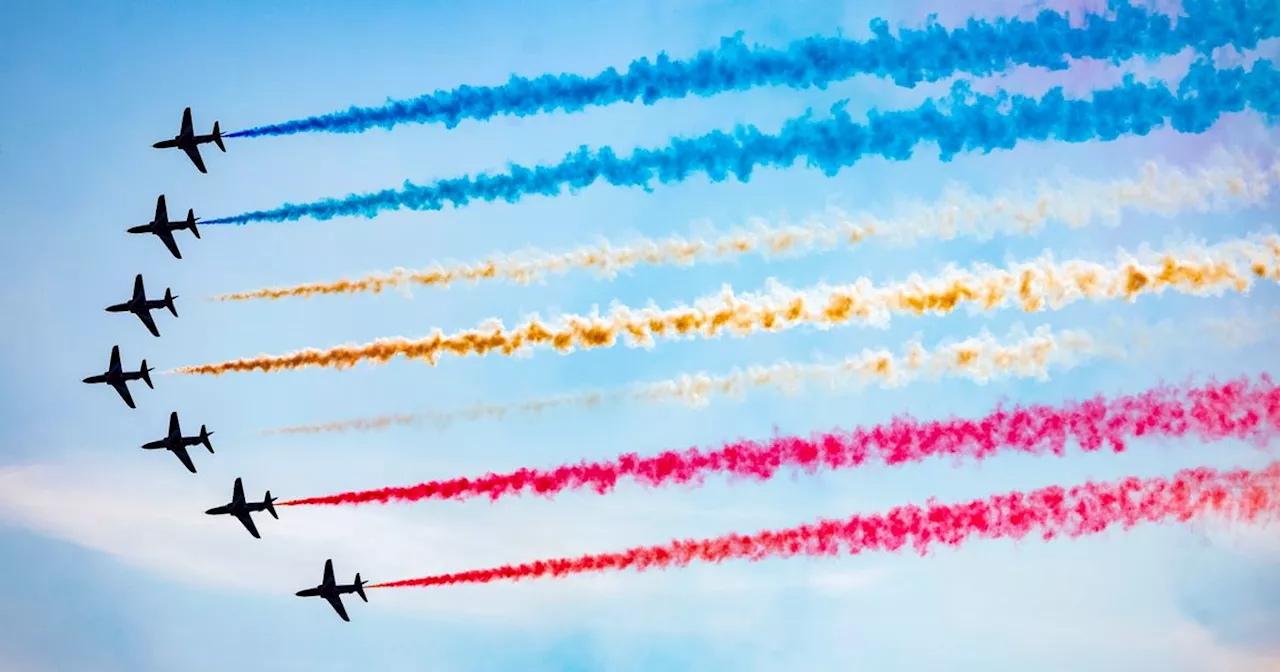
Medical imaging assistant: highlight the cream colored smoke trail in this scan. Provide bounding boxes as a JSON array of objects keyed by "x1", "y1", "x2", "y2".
[
  {"x1": 210, "y1": 147, "x2": 1278, "y2": 302},
  {"x1": 260, "y1": 325, "x2": 1113, "y2": 435},
  {"x1": 169, "y1": 234, "x2": 1280, "y2": 376}
]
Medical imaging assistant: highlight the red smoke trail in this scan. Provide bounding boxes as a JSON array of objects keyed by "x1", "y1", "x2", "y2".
[
  {"x1": 280, "y1": 375, "x2": 1280, "y2": 508},
  {"x1": 368, "y1": 460, "x2": 1280, "y2": 588}
]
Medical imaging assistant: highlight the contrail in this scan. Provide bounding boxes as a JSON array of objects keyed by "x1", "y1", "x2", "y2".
[
  {"x1": 366, "y1": 460, "x2": 1280, "y2": 588},
  {"x1": 203, "y1": 60, "x2": 1280, "y2": 225},
  {"x1": 210, "y1": 147, "x2": 1280, "y2": 303},
  {"x1": 168, "y1": 235, "x2": 1280, "y2": 376},
  {"x1": 225, "y1": 0, "x2": 1279, "y2": 137},
  {"x1": 278, "y1": 375, "x2": 1279, "y2": 507},
  {"x1": 260, "y1": 324, "x2": 1111, "y2": 435}
]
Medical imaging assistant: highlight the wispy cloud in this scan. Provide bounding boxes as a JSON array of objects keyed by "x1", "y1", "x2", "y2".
[{"x1": 0, "y1": 458, "x2": 890, "y2": 627}]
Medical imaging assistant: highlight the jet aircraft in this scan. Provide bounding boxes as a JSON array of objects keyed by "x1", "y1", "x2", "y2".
[
  {"x1": 82, "y1": 345, "x2": 153, "y2": 409},
  {"x1": 152, "y1": 107, "x2": 225, "y2": 173},
  {"x1": 141, "y1": 411, "x2": 213, "y2": 474},
  {"x1": 205, "y1": 477, "x2": 277, "y2": 538},
  {"x1": 127, "y1": 195, "x2": 200, "y2": 259},
  {"x1": 105, "y1": 274, "x2": 178, "y2": 337},
  {"x1": 295, "y1": 559, "x2": 369, "y2": 622}
]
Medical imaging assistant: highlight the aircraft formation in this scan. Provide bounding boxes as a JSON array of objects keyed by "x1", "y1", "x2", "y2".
[
  {"x1": 84, "y1": 107, "x2": 366, "y2": 622},
  {"x1": 76, "y1": 4, "x2": 1280, "y2": 629}
]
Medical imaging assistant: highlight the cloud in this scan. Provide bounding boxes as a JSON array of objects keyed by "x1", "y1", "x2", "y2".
[
  {"x1": 0, "y1": 457, "x2": 890, "y2": 632},
  {"x1": 1176, "y1": 518, "x2": 1280, "y2": 658}
]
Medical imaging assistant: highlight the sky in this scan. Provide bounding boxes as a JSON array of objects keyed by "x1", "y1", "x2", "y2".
[{"x1": 1, "y1": 0, "x2": 1278, "y2": 670}]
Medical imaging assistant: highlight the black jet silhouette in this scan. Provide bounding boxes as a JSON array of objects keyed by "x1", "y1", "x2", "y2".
[
  {"x1": 141, "y1": 411, "x2": 213, "y2": 474},
  {"x1": 296, "y1": 559, "x2": 369, "y2": 622},
  {"x1": 127, "y1": 195, "x2": 200, "y2": 260},
  {"x1": 105, "y1": 274, "x2": 178, "y2": 337},
  {"x1": 152, "y1": 107, "x2": 225, "y2": 173},
  {"x1": 82, "y1": 345, "x2": 153, "y2": 409},
  {"x1": 206, "y1": 477, "x2": 277, "y2": 538}
]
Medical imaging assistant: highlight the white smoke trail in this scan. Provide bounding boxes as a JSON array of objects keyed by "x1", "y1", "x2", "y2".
[
  {"x1": 258, "y1": 324, "x2": 1114, "y2": 435},
  {"x1": 213, "y1": 146, "x2": 1279, "y2": 302}
]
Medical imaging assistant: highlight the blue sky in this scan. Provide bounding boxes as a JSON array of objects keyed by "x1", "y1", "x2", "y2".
[{"x1": 1, "y1": 1, "x2": 1278, "y2": 670}]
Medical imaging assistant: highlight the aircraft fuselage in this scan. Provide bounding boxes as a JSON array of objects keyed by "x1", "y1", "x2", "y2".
[
  {"x1": 204, "y1": 502, "x2": 237, "y2": 516},
  {"x1": 82, "y1": 370, "x2": 138, "y2": 385},
  {"x1": 142, "y1": 435, "x2": 197, "y2": 451},
  {"x1": 296, "y1": 584, "x2": 358, "y2": 600},
  {"x1": 152, "y1": 133, "x2": 216, "y2": 151},
  {"x1": 207, "y1": 500, "x2": 269, "y2": 517},
  {"x1": 295, "y1": 585, "x2": 326, "y2": 598},
  {"x1": 127, "y1": 221, "x2": 182, "y2": 236},
  {"x1": 105, "y1": 298, "x2": 164, "y2": 314}
]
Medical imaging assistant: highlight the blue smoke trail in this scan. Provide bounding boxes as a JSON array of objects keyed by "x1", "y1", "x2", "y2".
[
  {"x1": 206, "y1": 59, "x2": 1280, "y2": 226},
  {"x1": 226, "y1": 0, "x2": 1279, "y2": 137}
]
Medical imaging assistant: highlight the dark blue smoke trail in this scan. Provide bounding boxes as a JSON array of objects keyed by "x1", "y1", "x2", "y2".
[
  {"x1": 226, "y1": 0, "x2": 1279, "y2": 137},
  {"x1": 206, "y1": 59, "x2": 1280, "y2": 226}
]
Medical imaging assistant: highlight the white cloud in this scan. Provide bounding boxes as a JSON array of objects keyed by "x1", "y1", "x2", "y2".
[{"x1": 0, "y1": 457, "x2": 891, "y2": 631}]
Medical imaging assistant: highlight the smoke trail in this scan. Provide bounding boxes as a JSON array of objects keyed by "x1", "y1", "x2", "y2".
[
  {"x1": 279, "y1": 375, "x2": 1280, "y2": 507},
  {"x1": 168, "y1": 235, "x2": 1280, "y2": 376},
  {"x1": 367, "y1": 460, "x2": 1280, "y2": 588},
  {"x1": 209, "y1": 148, "x2": 1280, "y2": 303},
  {"x1": 226, "y1": 0, "x2": 1280, "y2": 137},
  {"x1": 258, "y1": 310, "x2": 1278, "y2": 436},
  {"x1": 204, "y1": 60, "x2": 1280, "y2": 225},
  {"x1": 261, "y1": 324, "x2": 1110, "y2": 435}
]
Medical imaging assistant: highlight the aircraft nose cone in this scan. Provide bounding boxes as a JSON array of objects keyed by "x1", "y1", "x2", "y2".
[
  {"x1": 294, "y1": 590, "x2": 307, "y2": 597},
  {"x1": 203, "y1": 508, "x2": 218, "y2": 515},
  {"x1": 81, "y1": 377, "x2": 92, "y2": 384},
  {"x1": 152, "y1": 141, "x2": 164, "y2": 148}
]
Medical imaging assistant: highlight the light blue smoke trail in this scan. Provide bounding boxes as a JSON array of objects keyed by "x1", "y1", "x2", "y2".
[
  {"x1": 226, "y1": 0, "x2": 1279, "y2": 137},
  {"x1": 206, "y1": 59, "x2": 1280, "y2": 226}
]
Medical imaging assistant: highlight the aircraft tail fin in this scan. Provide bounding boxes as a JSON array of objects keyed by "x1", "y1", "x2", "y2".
[
  {"x1": 212, "y1": 122, "x2": 226, "y2": 152},
  {"x1": 264, "y1": 492, "x2": 278, "y2": 519},
  {"x1": 354, "y1": 574, "x2": 368, "y2": 602},
  {"x1": 186, "y1": 210, "x2": 201, "y2": 239},
  {"x1": 199, "y1": 425, "x2": 214, "y2": 453},
  {"x1": 164, "y1": 288, "x2": 179, "y2": 317},
  {"x1": 139, "y1": 361, "x2": 154, "y2": 389}
]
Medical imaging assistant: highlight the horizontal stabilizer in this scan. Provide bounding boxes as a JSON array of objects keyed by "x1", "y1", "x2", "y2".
[
  {"x1": 186, "y1": 210, "x2": 201, "y2": 239},
  {"x1": 354, "y1": 574, "x2": 368, "y2": 602},
  {"x1": 213, "y1": 121, "x2": 225, "y2": 152},
  {"x1": 164, "y1": 288, "x2": 179, "y2": 317},
  {"x1": 140, "y1": 362, "x2": 154, "y2": 389},
  {"x1": 264, "y1": 492, "x2": 278, "y2": 519}
]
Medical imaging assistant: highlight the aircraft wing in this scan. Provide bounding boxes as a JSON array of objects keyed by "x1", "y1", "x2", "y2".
[
  {"x1": 323, "y1": 559, "x2": 335, "y2": 586},
  {"x1": 181, "y1": 107, "x2": 194, "y2": 136},
  {"x1": 155, "y1": 195, "x2": 168, "y2": 226},
  {"x1": 135, "y1": 309, "x2": 160, "y2": 337},
  {"x1": 155, "y1": 227, "x2": 182, "y2": 259},
  {"x1": 111, "y1": 381, "x2": 136, "y2": 409},
  {"x1": 234, "y1": 511, "x2": 261, "y2": 539},
  {"x1": 171, "y1": 446, "x2": 197, "y2": 473},
  {"x1": 109, "y1": 345, "x2": 122, "y2": 373},
  {"x1": 133, "y1": 274, "x2": 146, "y2": 301},
  {"x1": 324, "y1": 594, "x2": 351, "y2": 622},
  {"x1": 183, "y1": 145, "x2": 207, "y2": 174},
  {"x1": 232, "y1": 477, "x2": 246, "y2": 505}
]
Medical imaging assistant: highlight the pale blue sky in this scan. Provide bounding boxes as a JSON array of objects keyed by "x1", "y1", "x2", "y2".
[{"x1": 1, "y1": 1, "x2": 1278, "y2": 670}]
